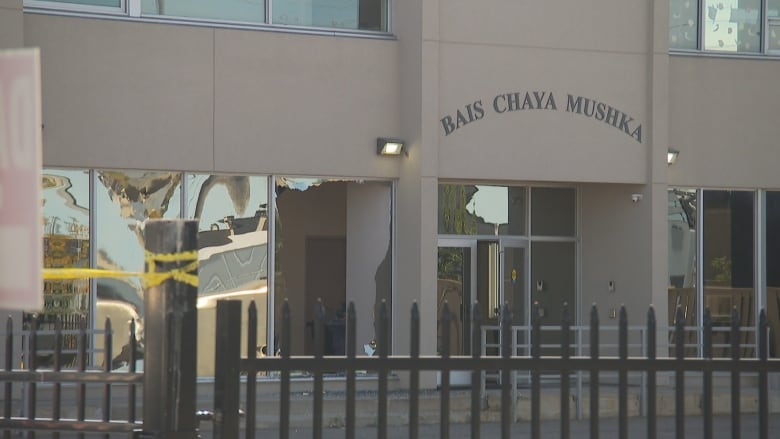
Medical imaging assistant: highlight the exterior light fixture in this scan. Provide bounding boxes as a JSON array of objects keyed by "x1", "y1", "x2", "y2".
[
  {"x1": 377, "y1": 138, "x2": 406, "y2": 156},
  {"x1": 667, "y1": 148, "x2": 679, "y2": 165}
]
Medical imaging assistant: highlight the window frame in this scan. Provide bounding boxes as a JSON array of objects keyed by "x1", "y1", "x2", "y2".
[
  {"x1": 670, "y1": 0, "x2": 780, "y2": 56},
  {"x1": 24, "y1": 0, "x2": 393, "y2": 36},
  {"x1": 26, "y1": 0, "x2": 126, "y2": 15}
]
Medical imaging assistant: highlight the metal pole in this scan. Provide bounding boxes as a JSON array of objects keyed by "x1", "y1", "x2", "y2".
[{"x1": 140, "y1": 219, "x2": 199, "y2": 439}]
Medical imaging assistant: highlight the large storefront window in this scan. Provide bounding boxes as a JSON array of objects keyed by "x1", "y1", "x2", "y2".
[
  {"x1": 34, "y1": 169, "x2": 91, "y2": 368},
  {"x1": 187, "y1": 174, "x2": 269, "y2": 376},
  {"x1": 94, "y1": 170, "x2": 182, "y2": 368},
  {"x1": 668, "y1": 188, "x2": 766, "y2": 357},
  {"x1": 703, "y1": 190, "x2": 754, "y2": 356},
  {"x1": 274, "y1": 178, "x2": 392, "y2": 356},
  {"x1": 37, "y1": 170, "x2": 393, "y2": 372}
]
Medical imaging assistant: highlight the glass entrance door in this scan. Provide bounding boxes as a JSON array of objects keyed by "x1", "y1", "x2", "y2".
[
  {"x1": 437, "y1": 239, "x2": 528, "y2": 356},
  {"x1": 437, "y1": 240, "x2": 475, "y2": 356},
  {"x1": 501, "y1": 241, "x2": 527, "y2": 328}
]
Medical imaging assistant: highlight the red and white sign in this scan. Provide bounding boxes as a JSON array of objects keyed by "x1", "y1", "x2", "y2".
[{"x1": 0, "y1": 48, "x2": 43, "y2": 311}]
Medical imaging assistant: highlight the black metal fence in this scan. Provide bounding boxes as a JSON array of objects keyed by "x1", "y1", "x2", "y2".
[
  {"x1": 0, "y1": 220, "x2": 201, "y2": 439},
  {"x1": 0, "y1": 315, "x2": 142, "y2": 437},
  {"x1": 213, "y1": 299, "x2": 780, "y2": 439}
]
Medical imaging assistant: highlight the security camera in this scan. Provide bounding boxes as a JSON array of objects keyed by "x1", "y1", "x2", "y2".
[{"x1": 631, "y1": 193, "x2": 643, "y2": 203}]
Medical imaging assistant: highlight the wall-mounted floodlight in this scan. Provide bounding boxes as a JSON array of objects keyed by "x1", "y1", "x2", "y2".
[
  {"x1": 667, "y1": 148, "x2": 679, "y2": 165},
  {"x1": 377, "y1": 138, "x2": 406, "y2": 156}
]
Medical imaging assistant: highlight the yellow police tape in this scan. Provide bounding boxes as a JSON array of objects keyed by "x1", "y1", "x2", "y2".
[{"x1": 43, "y1": 250, "x2": 199, "y2": 288}]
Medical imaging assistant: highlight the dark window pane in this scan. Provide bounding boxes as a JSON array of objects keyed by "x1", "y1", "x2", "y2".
[
  {"x1": 531, "y1": 187, "x2": 575, "y2": 237},
  {"x1": 703, "y1": 190, "x2": 754, "y2": 357}
]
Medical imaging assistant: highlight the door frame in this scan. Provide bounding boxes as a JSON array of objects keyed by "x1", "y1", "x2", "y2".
[{"x1": 437, "y1": 237, "x2": 530, "y2": 329}]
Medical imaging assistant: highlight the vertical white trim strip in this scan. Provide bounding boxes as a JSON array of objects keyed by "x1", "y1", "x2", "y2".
[
  {"x1": 756, "y1": 190, "x2": 765, "y2": 358},
  {"x1": 267, "y1": 176, "x2": 275, "y2": 355},
  {"x1": 696, "y1": 189, "x2": 704, "y2": 357}
]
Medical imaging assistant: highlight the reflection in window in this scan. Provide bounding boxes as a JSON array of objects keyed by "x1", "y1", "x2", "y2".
[
  {"x1": 438, "y1": 184, "x2": 526, "y2": 236},
  {"x1": 668, "y1": 189, "x2": 698, "y2": 356},
  {"x1": 766, "y1": 192, "x2": 780, "y2": 357},
  {"x1": 187, "y1": 174, "x2": 269, "y2": 376},
  {"x1": 40, "y1": 0, "x2": 120, "y2": 7},
  {"x1": 703, "y1": 0, "x2": 761, "y2": 52},
  {"x1": 32, "y1": 169, "x2": 91, "y2": 368},
  {"x1": 30, "y1": 0, "x2": 388, "y2": 32},
  {"x1": 274, "y1": 0, "x2": 386, "y2": 31},
  {"x1": 703, "y1": 190, "x2": 754, "y2": 356},
  {"x1": 437, "y1": 247, "x2": 471, "y2": 356},
  {"x1": 141, "y1": 0, "x2": 265, "y2": 24},
  {"x1": 275, "y1": 177, "x2": 392, "y2": 357},
  {"x1": 95, "y1": 170, "x2": 182, "y2": 369},
  {"x1": 670, "y1": 0, "x2": 699, "y2": 49}
]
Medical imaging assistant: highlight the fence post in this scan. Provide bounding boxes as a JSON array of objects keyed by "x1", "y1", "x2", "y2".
[
  {"x1": 589, "y1": 304, "x2": 599, "y2": 439},
  {"x1": 530, "y1": 301, "x2": 541, "y2": 439},
  {"x1": 140, "y1": 219, "x2": 199, "y2": 439},
  {"x1": 646, "y1": 306, "x2": 656, "y2": 439},
  {"x1": 213, "y1": 300, "x2": 241, "y2": 439},
  {"x1": 500, "y1": 302, "x2": 512, "y2": 439}
]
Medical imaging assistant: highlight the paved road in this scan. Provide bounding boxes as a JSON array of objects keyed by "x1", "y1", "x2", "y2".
[{"x1": 251, "y1": 415, "x2": 780, "y2": 438}]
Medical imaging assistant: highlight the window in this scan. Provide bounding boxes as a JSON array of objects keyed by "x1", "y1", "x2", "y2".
[
  {"x1": 274, "y1": 178, "x2": 393, "y2": 356},
  {"x1": 438, "y1": 184, "x2": 527, "y2": 236},
  {"x1": 670, "y1": 0, "x2": 778, "y2": 54},
  {"x1": 35, "y1": 169, "x2": 91, "y2": 369},
  {"x1": 187, "y1": 174, "x2": 269, "y2": 375},
  {"x1": 141, "y1": 0, "x2": 266, "y2": 25},
  {"x1": 26, "y1": 0, "x2": 122, "y2": 14},
  {"x1": 667, "y1": 188, "x2": 780, "y2": 358},
  {"x1": 26, "y1": 0, "x2": 388, "y2": 33},
  {"x1": 36, "y1": 169, "x2": 395, "y2": 372}
]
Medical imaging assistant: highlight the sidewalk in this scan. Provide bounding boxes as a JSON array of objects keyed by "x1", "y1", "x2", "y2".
[{"x1": 254, "y1": 415, "x2": 780, "y2": 438}]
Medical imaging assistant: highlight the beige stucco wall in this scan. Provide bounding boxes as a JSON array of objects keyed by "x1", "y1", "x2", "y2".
[
  {"x1": 0, "y1": 0, "x2": 23, "y2": 50},
  {"x1": 1, "y1": 0, "x2": 29, "y2": 369},
  {"x1": 668, "y1": 55, "x2": 780, "y2": 189},
  {"x1": 346, "y1": 181, "x2": 392, "y2": 355},
  {"x1": 24, "y1": 14, "x2": 401, "y2": 178},
  {"x1": 581, "y1": 183, "x2": 661, "y2": 326},
  {"x1": 435, "y1": 0, "x2": 655, "y2": 184}
]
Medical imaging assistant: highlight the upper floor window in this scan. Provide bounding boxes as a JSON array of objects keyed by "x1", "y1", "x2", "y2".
[
  {"x1": 26, "y1": 0, "x2": 388, "y2": 33},
  {"x1": 670, "y1": 0, "x2": 780, "y2": 54}
]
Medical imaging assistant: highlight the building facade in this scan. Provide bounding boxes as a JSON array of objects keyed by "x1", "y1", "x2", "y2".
[{"x1": 2, "y1": 0, "x2": 780, "y2": 383}]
